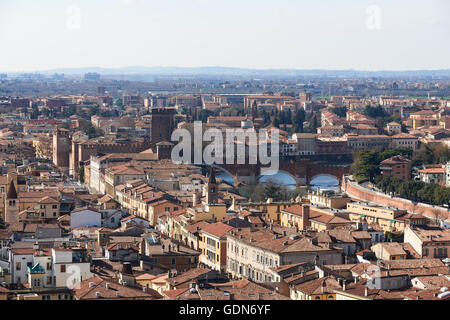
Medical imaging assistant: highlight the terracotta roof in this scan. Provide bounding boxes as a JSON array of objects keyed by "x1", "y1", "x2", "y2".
[
  {"x1": 293, "y1": 276, "x2": 342, "y2": 295},
  {"x1": 135, "y1": 273, "x2": 158, "y2": 281},
  {"x1": 419, "y1": 167, "x2": 445, "y2": 174},
  {"x1": 201, "y1": 222, "x2": 234, "y2": 238},
  {"x1": 163, "y1": 288, "x2": 190, "y2": 299},
  {"x1": 166, "y1": 268, "x2": 211, "y2": 287},
  {"x1": 73, "y1": 276, "x2": 162, "y2": 300},
  {"x1": 227, "y1": 227, "x2": 339, "y2": 254},
  {"x1": 184, "y1": 221, "x2": 210, "y2": 233}
]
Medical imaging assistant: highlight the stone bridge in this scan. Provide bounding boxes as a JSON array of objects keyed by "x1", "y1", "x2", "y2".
[{"x1": 218, "y1": 158, "x2": 351, "y2": 186}]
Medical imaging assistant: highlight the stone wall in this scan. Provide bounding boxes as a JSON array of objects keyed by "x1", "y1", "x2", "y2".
[{"x1": 342, "y1": 175, "x2": 449, "y2": 221}]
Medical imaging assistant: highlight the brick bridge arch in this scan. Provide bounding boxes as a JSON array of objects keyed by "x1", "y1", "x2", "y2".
[{"x1": 219, "y1": 159, "x2": 351, "y2": 186}]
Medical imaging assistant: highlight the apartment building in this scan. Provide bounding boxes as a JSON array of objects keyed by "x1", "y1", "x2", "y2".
[
  {"x1": 418, "y1": 167, "x2": 446, "y2": 184},
  {"x1": 226, "y1": 227, "x2": 342, "y2": 282},
  {"x1": 390, "y1": 133, "x2": 419, "y2": 151},
  {"x1": 8, "y1": 246, "x2": 92, "y2": 287},
  {"x1": 404, "y1": 225, "x2": 450, "y2": 259},
  {"x1": 346, "y1": 135, "x2": 391, "y2": 153},
  {"x1": 307, "y1": 191, "x2": 351, "y2": 209},
  {"x1": 198, "y1": 222, "x2": 234, "y2": 271},
  {"x1": 115, "y1": 180, "x2": 182, "y2": 226},
  {"x1": 380, "y1": 155, "x2": 411, "y2": 181},
  {"x1": 346, "y1": 202, "x2": 409, "y2": 232},
  {"x1": 280, "y1": 204, "x2": 353, "y2": 232}
]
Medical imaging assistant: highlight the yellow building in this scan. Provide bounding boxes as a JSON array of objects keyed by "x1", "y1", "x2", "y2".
[
  {"x1": 32, "y1": 137, "x2": 53, "y2": 159},
  {"x1": 307, "y1": 190, "x2": 351, "y2": 209},
  {"x1": 281, "y1": 204, "x2": 353, "y2": 232},
  {"x1": 371, "y1": 242, "x2": 407, "y2": 261},
  {"x1": 198, "y1": 222, "x2": 234, "y2": 272},
  {"x1": 346, "y1": 202, "x2": 408, "y2": 232},
  {"x1": 290, "y1": 277, "x2": 341, "y2": 300},
  {"x1": 239, "y1": 198, "x2": 309, "y2": 224},
  {"x1": 136, "y1": 273, "x2": 158, "y2": 288},
  {"x1": 115, "y1": 180, "x2": 182, "y2": 226},
  {"x1": 186, "y1": 203, "x2": 227, "y2": 223}
]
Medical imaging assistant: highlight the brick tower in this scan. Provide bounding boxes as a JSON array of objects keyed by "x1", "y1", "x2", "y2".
[
  {"x1": 150, "y1": 108, "x2": 175, "y2": 144},
  {"x1": 53, "y1": 128, "x2": 71, "y2": 173}
]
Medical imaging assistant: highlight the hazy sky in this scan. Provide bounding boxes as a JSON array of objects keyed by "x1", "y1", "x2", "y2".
[{"x1": 0, "y1": 0, "x2": 449, "y2": 72}]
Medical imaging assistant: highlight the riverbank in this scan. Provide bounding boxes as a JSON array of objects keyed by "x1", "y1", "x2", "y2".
[{"x1": 342, "y1": 175, "x2": 449, "y2": 221}]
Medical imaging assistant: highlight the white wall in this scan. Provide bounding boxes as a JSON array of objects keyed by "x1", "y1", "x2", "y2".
[{"x1": 70, "y1": 210, "x2": 101, "y2": 229}]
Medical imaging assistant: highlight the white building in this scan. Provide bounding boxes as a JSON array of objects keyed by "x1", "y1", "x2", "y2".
[
  {"x1": 70, "y1": 208, "x2": 102, "y2": 229},
  {"x1": 446, "y1": 161, "x2": 450, "y2": 186},
  {"x1": 8, "y1": 246, "x2": 92, "y2": 288}
]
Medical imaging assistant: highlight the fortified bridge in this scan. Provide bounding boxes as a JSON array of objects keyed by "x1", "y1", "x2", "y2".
[{"x1": 215, "y1": 158, "x2": 351, "y2": 186}]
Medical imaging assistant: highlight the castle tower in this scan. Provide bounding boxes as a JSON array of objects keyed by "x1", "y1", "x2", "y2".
[
  {"x1": 53, "y1": 128, "x2": 71, "y2": 173},
  {"x1": 251, "y1": 100, "x2": 258, "y2": 121},
  {"x1": 205, "y1": 167, "x2": 218, "y2": 205},
  {"x1": 5, "y1": 179, "x2": 19, "y2": 224},
  {"x1": 150, "y1": 108, "x2": 175, "y2": 144},
  {"x1": 156, "y1": 141, "x2": 174, "y2": 160}
]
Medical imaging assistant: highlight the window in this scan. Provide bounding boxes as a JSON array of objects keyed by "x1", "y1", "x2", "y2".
[
  {"x1": 16, "y1": 262, "x2": 21, "y2": 270},
  {"x1": 47, "y1": 277, "x2": 52, "y2": 285},
  {"x1": 60, "y1": 264, "x2": 66, "y2": 273},
  {"x1": 52, "y1": 205, "x2": 58, "y2": 209}
]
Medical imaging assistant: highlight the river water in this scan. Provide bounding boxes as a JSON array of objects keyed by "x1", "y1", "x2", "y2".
[{"x1": 216, "y1": 171, "x2": 340, "y2": 192}]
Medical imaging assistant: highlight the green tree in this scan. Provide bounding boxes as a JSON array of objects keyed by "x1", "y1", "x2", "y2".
[
  {"x1": 363, "y1": 105, "x2": 389, "y2": 119},
  {"x1": 78, "y1": 166, "x2": 85, "y2": 184},
  {"x1": 309, "y1": 115, "x2": 319, "y2": 132},
  {"x1": 330, "y1": 106, "x2": 347, "y2": 118},
  {"x1": 85, "y1": 124, "x2": 100, "y2": 139},
  {"x1": 353, "y1": 150, "x2": 380, "y2": 182},
  {"x1": 294, "y1": 109, "x2": 306, "y2": 132},
  {"x1": 41, "y1": 108, "x2": 51, "y2": 117},
  {"x1": 263, "y1": 182, "x2": 282, "y2": 202}
]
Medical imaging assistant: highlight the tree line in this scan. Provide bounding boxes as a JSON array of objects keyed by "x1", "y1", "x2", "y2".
[{"x1": 374, "y1": 175, "x2": 450, "y2": 207}]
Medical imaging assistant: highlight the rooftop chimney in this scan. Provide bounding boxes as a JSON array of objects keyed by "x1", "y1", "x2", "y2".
[{"x1": 302, "y1": 205, "x2": 310, "y2": 230}]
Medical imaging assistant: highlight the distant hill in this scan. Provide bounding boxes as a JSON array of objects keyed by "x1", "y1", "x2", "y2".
[{"x1": 7, "y1": 66, "x2": 450, "y2": 78}]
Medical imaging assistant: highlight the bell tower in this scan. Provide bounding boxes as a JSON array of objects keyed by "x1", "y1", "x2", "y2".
[
  {"x1": 5, "y1": 179, "x2": 19, "y2": 224},
  {"x1": 205, "y1": 167, "x2": 218, "y2": 204}
]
